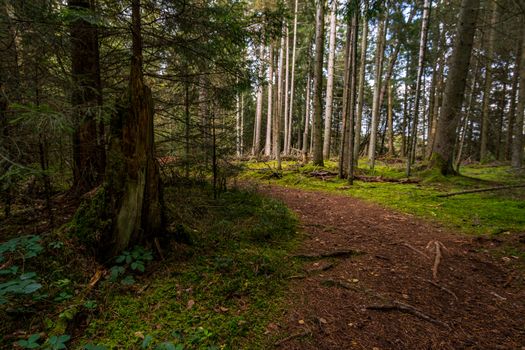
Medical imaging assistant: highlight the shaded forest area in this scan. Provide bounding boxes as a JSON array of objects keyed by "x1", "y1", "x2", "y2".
[{"x1": 1, "y1": 0, "x2": 525, "y2": 348}]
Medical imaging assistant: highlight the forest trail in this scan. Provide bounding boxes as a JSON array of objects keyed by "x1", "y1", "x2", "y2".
[{"x1": 257, "y1": 184, "x2": 525, "y2": 350}]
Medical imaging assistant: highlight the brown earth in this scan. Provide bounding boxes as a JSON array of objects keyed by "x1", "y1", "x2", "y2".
[{"x1": 258, "y1": 184, "x2": 525, "y2": 350}]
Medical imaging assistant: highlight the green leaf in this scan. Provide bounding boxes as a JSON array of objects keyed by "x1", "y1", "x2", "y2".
[
  {"x1": 141, "y1": 334, "x2": 154, "y2": 349},
  {"x1": 47, "y1": 334, "x2": 71, "y2": 350},
  {"x1": 120, "y1": 275, "x2": 135, "y2": 285}
]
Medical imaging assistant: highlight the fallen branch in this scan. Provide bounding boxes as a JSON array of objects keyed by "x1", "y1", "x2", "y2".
[
  {"x1": 366, "y1": 301, "x2": 450, "y2": 329},
  {"x1": 437, "y1": 184, "x2": 525, "y2": 198},
  {"x1": 353, "y1": 175, "x2": 420, "y2": 184},
  {"x1": 294, "y1": 249, "x2": 358, "y2": 260},
  {"x1": 321, "y1": 279, "x2": 360, "y2": 292},
  {"x1": 274, "y1": 329, "x2": 311, "y2": 346}
]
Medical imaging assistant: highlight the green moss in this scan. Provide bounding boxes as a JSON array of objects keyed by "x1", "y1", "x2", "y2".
[
  {"x1": 71, "y1": 186, "x2": 112, "y2": 251},
  {"x1": 76, "y1": 186, "x2": 300, "y2": 349}
]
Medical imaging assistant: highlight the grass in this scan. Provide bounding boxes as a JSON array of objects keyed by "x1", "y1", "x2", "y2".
[
  {"x1": 242, "y1": 159, "x2": 525, "y2": 236},
  {"x1": 77, "y1": 184, "x2": 300, "y2": 350}
]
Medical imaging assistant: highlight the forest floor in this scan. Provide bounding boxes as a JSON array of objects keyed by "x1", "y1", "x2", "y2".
[{"x1": 257, "y1": 183, "x2": 525, "y2": 349}]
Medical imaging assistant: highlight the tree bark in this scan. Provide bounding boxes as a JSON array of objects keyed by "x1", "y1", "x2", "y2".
[
  {"x1": 312, "y1": 0, "x2": 326, "y2": 166},
  {"x1": 387, "y1": 80, "x2": 394, "y2": 155},
  {"x1": 283, "y1": 24, "x2": 290, "y2": 156},
  {"x1": 323, "y1": 0, "x2": 337, "y2": 159},
  {"x1": 431, "y1": 0, "x2": 480, "y2": 175}
]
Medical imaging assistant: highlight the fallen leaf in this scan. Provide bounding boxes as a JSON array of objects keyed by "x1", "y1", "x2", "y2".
[
  {"x1": 134, "y1": 331, "x2": 144, "y2": 339},
  {"x1": 187, "y1": 299, "x2": 195, "y2": 309},
  {"x1": 219, "y1": 306, "x2": 229, "y2": 312},
  {"x1": 319, "y1": 318, "x2": 327, "y2": 324},
  {"x1": 298, "y1": 319, "x2": 305, "y2": 325}
]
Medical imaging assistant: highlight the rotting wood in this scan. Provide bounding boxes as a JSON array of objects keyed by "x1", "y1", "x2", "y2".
[
  {"x1": 437, "y1": 184, "x2": 525, "y2": 197},
  {"x1": 274, "y1": 329, "x2": 311, "y2": 347},
  {"x1": 366, "y1": 301, "x2": 450, "y2": 329}
]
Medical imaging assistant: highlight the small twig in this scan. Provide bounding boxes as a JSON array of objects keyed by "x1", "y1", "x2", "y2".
[
  {"x1": 274, "y1": 329, "x2": 311, "y2": 346},
  {"x1": 401, "y1": 243, "x2": 430, "y2": 259},
  {"x1": 366, "y1": 301, "x2": 450, "y2": 329}
]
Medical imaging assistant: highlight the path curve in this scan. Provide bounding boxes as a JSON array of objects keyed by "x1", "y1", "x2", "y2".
[{"x1": 258, "y1": 184, "x2": 525, "y2": 350}]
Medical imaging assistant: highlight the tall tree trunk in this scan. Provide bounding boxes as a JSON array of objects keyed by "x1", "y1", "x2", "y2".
[
  {"x1": 346, "y1": 11, "x2": 359, "y2": 184},
  {"x1": 479, "y1": 0, "x2": 498, "y2": 161},
  {"x1": 283, "y1": 24, "x2": 290, "y2": 156},
  {"x1": 236, "y1": 91, "x2": 242, "y2": 158},
  {"x1": 406, "y1": 0, "x2": 431, "y2": 176},
  {"x1": 512, "y1": 22, "x2": 525, "y2": 169},
  {"x1": 312, "y1": 0, "x2": 326, "y2": 166},
  {"x1": 367, "y1": 13, "x2": 387, "y2": 170},
  {"x1": 431, "y1": 0, "x2": 480, "y2": 175},
  {"x1": 387, "y1": 80, "x2": 394, "y2": 155},
  {"x1": 286, "y1": 0, "x2": 299, "y2": 155},
  {"x1": 506, "y1": 39, "x2": 521, "y2": 161},
  {"x1": 338, "y1": 15, "x2": 354, "y2": 178},
  {"x1": 323, "y1": 0, "x2": 337, "y2": 159},
  {"x1": 253, "y1": 44, "x2": 264, "y2": 156},
  {"x1": 303, "y1": 70, "x2": 312, "y2": 159},
  {"x1": 70, "y1": 0, "x2": 103, "y2": 194},
  {"x1": 274, "y1": 32, "x2": 284, "y2": 170},
  {"x1": 354, "y1": 12, "x2": 368, "y2": 162},
  {"x1": 264, "y1": 44, "x2": 274, "y2": 157}
]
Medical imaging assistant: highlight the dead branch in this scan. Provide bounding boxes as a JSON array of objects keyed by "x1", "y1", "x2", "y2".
[
  {"x1": 353, "y1": 175, "x2": 420, "y2": 184},
  {"x1": 366, "y1": 301, "x2": 450, "y2": 329},
  {"x1": 426, "y1": 241, "x2": 446, "y2": 280},
  {"x1": 437, "y1": 184, "x2": 525, "y2": 197},
  {"x1": 274, "y1": 329, "x2": 311, "y2": 346},
  {"x1": 294, "y1": 249, "x2": 358, "y2": 260}
]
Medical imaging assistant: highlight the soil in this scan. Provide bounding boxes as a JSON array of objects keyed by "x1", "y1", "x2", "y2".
[{"x1": 258, "y1": 184, "x2": 525, "y2": 350}]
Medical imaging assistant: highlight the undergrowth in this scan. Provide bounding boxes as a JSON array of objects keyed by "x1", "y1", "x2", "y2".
[{"x1": 76, "y1": 184, "x2": 300, "y2": 349}]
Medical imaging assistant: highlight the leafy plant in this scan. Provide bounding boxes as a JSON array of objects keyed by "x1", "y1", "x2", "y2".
[
  {"x1": 16, "y1": 334, "x2": 41, "y2": 349},
  {"x1": 110, "y1": 246, "x2": 153, "y2": 285},
  {"x1": 45, "y1": 335, "x2": 70, "y2": 350}
]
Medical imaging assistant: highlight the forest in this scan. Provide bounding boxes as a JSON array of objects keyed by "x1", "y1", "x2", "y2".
[{"x1": 1, "y1": 0, "x2": 525, "y2": 348}]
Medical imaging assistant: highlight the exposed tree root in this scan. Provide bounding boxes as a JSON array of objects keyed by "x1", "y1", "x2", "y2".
[
  {"x1": 426, "y1": 241, "x2": 447, "y2": 280},
  {"x1": 419, "y1": 277, "x2": 458, "y2": 300},
  {"x1": 366, "y1": 301, "x2": 450, "y2": 329}
]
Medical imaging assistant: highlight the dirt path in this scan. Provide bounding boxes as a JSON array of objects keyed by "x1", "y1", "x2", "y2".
[{"x1": 259, "y1": 185, "x2": 525, "y2": 350}]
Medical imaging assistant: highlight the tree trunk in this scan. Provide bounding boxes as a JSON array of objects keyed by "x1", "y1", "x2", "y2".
[
  {"x1": 323, "y1": 0, "x2": 337, "y2": 160},
  {"x1": 283, "y1": 24, "x2": 290, "y2": 156},
  {"x1": 387, "y1": 80, "x2": 394, "y2": 155},
  {"x1": 346, "y1": 12, "x2": 359, "y2": 184},
  {"x1": 312, "y1": 0, "x2": 326, "y2": 166},
  {"x1": 286, "y1": 0, "x2": 299, "y2": 155},
  {"x1": 354, "y1": 12, "x2": 368, "y2": 162},
  {"x1": 506, "y1": 37, "x2": 521, "y2": 161},
  {"x1": 431, "y1": 0, "x2": 480, "y2": 175},
  {"x1": 264, "y1": 44, "x2": 274, "y2": 157},
  {"x1": 70, "y1": 0, "x2": 103, "y2": 194},
  {"x1": 303, "y1": 70, "x2": 312, "y2": 159},
  {"x1": 406, "y1": 0, "x2": 431, "y2": 176},
  {"x1": 367, "y1": 13, "x2": 387, "y2": 169},
  {"x1": 274, "y1": 32, "x2": 284, "y2": 170},
  {"x1": 253, "y1": 44, "x2": 264, "y2": 156},
  {"x1": 479, "y1": 0, "x2": 498, "y2": 162},
  {"x1": 512, "y1": 22, "x2": 525, "y2": 169}
]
